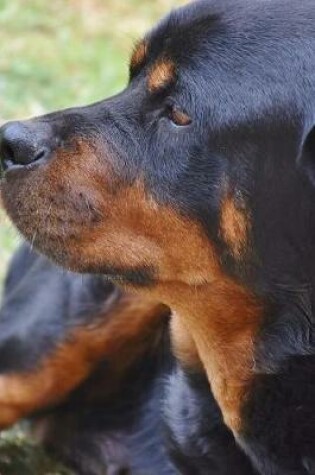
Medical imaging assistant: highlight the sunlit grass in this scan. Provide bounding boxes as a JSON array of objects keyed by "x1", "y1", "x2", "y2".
[{"x1": 0, "y1": 0, "x2": 187, "y2": 119}]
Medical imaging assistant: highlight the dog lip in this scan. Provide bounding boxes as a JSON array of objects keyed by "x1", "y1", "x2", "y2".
[
  {"x1": 0, "y1": 164, "x2": 23, "y2": 183},
  {"x1": 1, "y1": 161, "x2": 24, "y2": 175},
  {"x1": 1, "y1": 160, "x2": 43, "y2": 180}
]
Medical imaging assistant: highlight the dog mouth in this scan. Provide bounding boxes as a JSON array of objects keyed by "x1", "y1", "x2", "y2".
[
  {"x1": 1, "y1": 163, "x2": 102, "y2": 254},
  {"x1": 0, "y1": 162, "x2": 156, "y2": 281},
  {"x1": 1, "y1": 159, "x2": 45, "y2": 178}
]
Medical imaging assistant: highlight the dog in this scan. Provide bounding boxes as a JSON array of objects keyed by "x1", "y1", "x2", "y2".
[
  {"x1": 0, "y1": 242, "x2": 255, "y2": 474},
  {"x1": 1, "y1": 0, "x2": 315, "y2": 473},
  {"x1": 0, "y1": 243, "x2": 175, "y2": 474}
]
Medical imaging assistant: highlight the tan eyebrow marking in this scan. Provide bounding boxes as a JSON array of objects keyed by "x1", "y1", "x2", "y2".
[
  {"x1": 130, "y1": 40, "x2": 148, "y2": 74},
  {"x1": 147, "y1": 58, "x2": 176, "y2": 93}
]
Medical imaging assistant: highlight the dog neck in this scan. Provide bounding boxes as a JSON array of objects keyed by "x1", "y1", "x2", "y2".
[
  {"x1": 153, "y1": 277, "x2": 262, "y2": 434},
  {"x1": 165, "y1": 277, "x2": 315, "y2": 438}
]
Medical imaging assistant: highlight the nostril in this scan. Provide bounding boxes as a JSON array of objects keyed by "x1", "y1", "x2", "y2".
[
  {"x1": 0, "y1": 122, "x2": 29, "y2": 169},
  {"x1": 0, "y1": 121, "x2": 55, "y2": 171},
  {"x1": 33, "y1": 148, "x2": 49, "y2": 163},
  {"x1": 0, "y1": 142, "x2": 15, "y2": 170}
]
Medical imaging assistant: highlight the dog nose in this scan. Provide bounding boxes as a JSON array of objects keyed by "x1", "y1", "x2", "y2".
[{"x1": 0, "y1": 121, "x2": 51, "y2": 171}]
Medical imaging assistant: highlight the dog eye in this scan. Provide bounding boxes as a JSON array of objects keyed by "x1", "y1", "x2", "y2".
[{"x1": 166, "y1": 104, "x2": 192, "y2": 127}]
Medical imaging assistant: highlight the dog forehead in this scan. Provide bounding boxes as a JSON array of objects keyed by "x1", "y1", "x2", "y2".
[
  {"x1": 210, "y1": 5, "x2": 315, "y2": 126},
  {"x1": 141, "y1": 1, "x2": 314, "y2": 114},
  {"x1": 146, "y1": 0, "x2": 315, "y2": 80}
]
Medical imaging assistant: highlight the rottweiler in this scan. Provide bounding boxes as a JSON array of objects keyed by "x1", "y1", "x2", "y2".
[
  {"x1": 1, "y1": 0, "x2": 315, "y2": 473},
  {"x1": 0, "y1": 243, "x2": 254, "y2": 475},
  {"x1": 0, "y1": 243, "x2": 174, "y2": 475}
]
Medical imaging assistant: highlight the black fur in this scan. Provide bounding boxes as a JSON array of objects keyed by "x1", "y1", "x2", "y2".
[
  {"x1": 0, "y1": 244, "x2": 116, "y2": 374},
  {"x1": 0, "y1": 244, "x2": 255, "y2": 474},
  {"x1": 0, "y1": 244, "x2": 175, "y2": 475},
  {"x1": 164, "y1": 368, "x2": 255, "y2": 475}
]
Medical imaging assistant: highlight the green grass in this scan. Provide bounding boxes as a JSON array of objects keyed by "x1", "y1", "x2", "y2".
[
  {"x1": 0, "y1": 0, "x2": 186, "y2": 118},
  {"x1": 0, "y1": 0, "x2": 186, "y2": 281},
  {"x1": 0, "y1": 429, "x2": 73, "y2": 475}
]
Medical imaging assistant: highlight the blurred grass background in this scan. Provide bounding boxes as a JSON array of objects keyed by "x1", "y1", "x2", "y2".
[
  {"x1": 0, "y1": 1, "x2": 186, "y2": 473},
  {"x1": 0, "y1": 0, "x2": 186, "y2": 283}
]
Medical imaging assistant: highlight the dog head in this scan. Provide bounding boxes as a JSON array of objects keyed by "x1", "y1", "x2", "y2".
[{"x1": 1, "y1": 0, "x2": 315, "y2": 297}]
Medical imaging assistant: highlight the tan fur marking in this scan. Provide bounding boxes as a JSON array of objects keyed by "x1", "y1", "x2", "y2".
[
  {"x1": 148, "y1": 58, "x2": 176, "y2": 92},
  {"x1": 2, "y1": 141, "x2": 217, "y2": 286},
  {"x1": 220, "y1": 194, "x2": 250, "y2": 260},
  {"x1": 130, "y1": 40, "x2": 148, "y2": 72},
  {"x1": 152, "y1": 277, "x2": 262, "y2": 434},
  {"x1": 170, "y1": 314, "x2": 202, "y2": 370},
  {"x1": 0, "y1": 294, "x2": 169, "y2": 428},
  {"x1": 2, "y1": 138, "x2": 259, "y2": 435}
]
